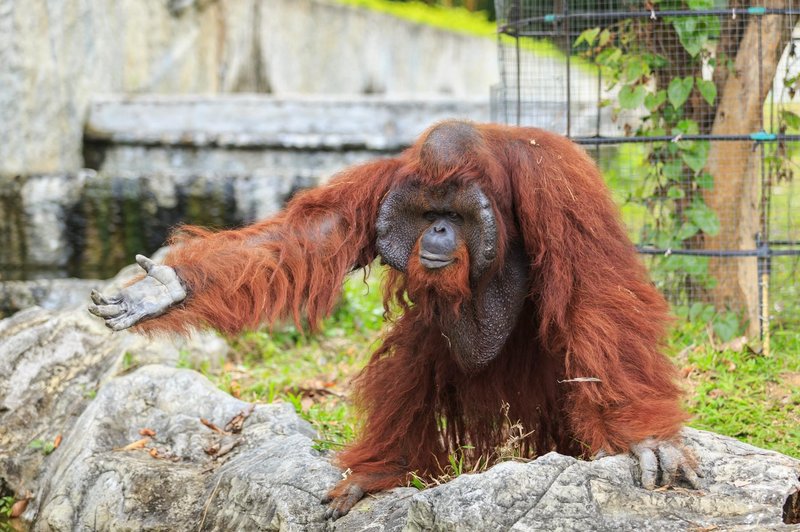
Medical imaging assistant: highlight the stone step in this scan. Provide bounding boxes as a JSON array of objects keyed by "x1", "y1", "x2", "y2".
[{"x1": 85, "y1": 95, "x2": 491, "y2": 151}]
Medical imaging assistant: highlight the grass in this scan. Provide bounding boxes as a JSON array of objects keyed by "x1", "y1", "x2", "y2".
[
  {"x1": 331, "y1": 0, "x2": 584, "y2": 66},
  {"x1": 669, "y1": 317, "x2": 800, "y2": 458},
  {"x1": 205, "y1": 271, "x2": 387, "y2": 452},
  {"x1": 192, "y1": 266, "x2": 800, "y2": 469},
  {"x1": 333, "y1": 0, "x2": 497, "y2": 38}
]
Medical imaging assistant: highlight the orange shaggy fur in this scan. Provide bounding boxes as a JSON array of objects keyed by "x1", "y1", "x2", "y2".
[{"x1": 137, "y1": 122, "x2": 687, "y2": 498}]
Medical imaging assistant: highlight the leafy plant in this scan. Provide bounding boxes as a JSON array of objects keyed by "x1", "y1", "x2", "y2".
[
  {"x1": 573, "y1": 1, "x2": 728, "y2": 316},
  {"x1": 0, "y1": 496, "x2": 12, "y2": 517},
  {"x1": 29, "y1": 439, "x2": 56, "y2": 455}
]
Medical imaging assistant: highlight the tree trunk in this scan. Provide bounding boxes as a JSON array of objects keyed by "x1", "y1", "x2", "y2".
[{"x1": 704, "y1": 13, "x2": 791, "y2": 337}]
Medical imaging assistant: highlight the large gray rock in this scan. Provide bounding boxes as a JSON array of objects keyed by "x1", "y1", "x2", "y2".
[
  {"x1": 0, "y1": 257, "x2": 227, "y2": 500},
  {"x1": 32, "y1": 365, "x2": 345, "y2": 531},
  {"x1": 406, "y1": 432, "x2": 800, "y2": 530},
  {"x1": 22, "y1": 363, "x2": 800, "y2": 531},
  {"x1": 1, "y1": 306, "x2": 798, "y2": 530}
]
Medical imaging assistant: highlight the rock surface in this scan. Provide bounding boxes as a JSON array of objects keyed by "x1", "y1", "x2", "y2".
[
  {"x1": 0, "y1": 258, "x2": 227, "y2": 502},
  {"x1": 23, "y1": 365, "x2": 800, "y2": 531},
  {"x1": 1, "y1": 301, "x2": 798, "y2": 530}
]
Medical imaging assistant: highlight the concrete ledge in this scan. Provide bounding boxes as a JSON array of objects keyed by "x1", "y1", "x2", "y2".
[{"x1": 85, "y1": 95, "x2": 491, "y2": 151}]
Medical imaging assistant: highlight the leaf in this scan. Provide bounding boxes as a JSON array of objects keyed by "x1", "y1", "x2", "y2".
[
  {"x1": 680, "y1": 141, "x2": 710, "y2": 173},
  {"x1": 624, "y1": 56, "x2": 649, "y2": 82},
  {"x1": 713, "y1": 312, "x2": 741, "y2": 342},
  {"x1": 643, "y1": 52, "x2": 669, "y2": 70},
  {"x1": 689, "y1": 301, "x2": 714, "y2": 321},
  {"x1": 681, "y1": 256, "x2": 709, "y2": 276},
  {"x1": 662, "y1": 160, "x2": 683, "y2": 181},
  {"x1": 780, "y1": 109, "x2": 800, "y2": 130},
  {"x1": 687, "y1": 0, "x2": 715, "y2": 9},
  {"x1": 596, "y1": 47, "x2": 622, "y2": 67},
  {"x1": 668, "y1": 76, "x2": 694, "y2": 109},
  {"x1": 687, "y1": 201, "x2": 720, "y2": 236},
  {"x1": 618, "y1": 85, "x2": 646, "y2": 110},
  {"x1": 667, "y1": 186, "x2": 686, "y2": 199},
  {"x1": 598, "y1": 29, "x2": 611, "y2": 47},
  {"x1": 696, "y1": 78, "x2": 717, "y2": 106},
  {"x1": 672, "y1": 18, "x2": 701, "y2": 57},
  {"x1": 696, "y1": 172, "x2": 714, "y2": 190},
  {"x1": 675, "y1": 119, "x2": 699, "y2": 135},
  {"x1": 574, "y1": 27, "x2": 601, "y2": 47},
  {"x1": 114, "y1": 438, "x2": 151, "y2": 451},
  {"x1": 677, "y1": 222, "x2": 699, "y2": 240},
  {"x1": 644, "y1": 90, "x2": 667, "y2": 112},
  {"x1": 671, "y1": 15, "x2": 720, "y2": 57},
  {"x1": 10, "y1": 498, "x2": 29, "y2": 518}
]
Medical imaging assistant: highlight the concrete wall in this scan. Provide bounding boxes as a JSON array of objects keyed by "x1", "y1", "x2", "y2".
[
  {"x1": 0, "y1": 0, "x2": 497, "y2": 176},
  {"x1": 1, "y1": 95, "x2": 489, "y2": 280}
]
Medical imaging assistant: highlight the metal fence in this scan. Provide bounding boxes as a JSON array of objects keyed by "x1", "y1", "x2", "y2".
[{"x1": 492, "y1": 0, "x2": 800, "y2": 344}]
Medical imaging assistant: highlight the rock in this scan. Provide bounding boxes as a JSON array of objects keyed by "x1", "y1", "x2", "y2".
[
  {"x1": 21, "y1": 363, "x2": 800, "y2": 531},
  {"x1": 0, "y1": 306, "x2": 159, "y2": 498},
  {"x1": 32, "y1": 365, "x2": 342, "y2": 531},
  {"x1": 0, "y1": 279, "x2": 102, "y2": 315},
  {"x1": 1, "y1": 269, "x2": 798, "y2": 530},
  {"x1": 28, "y1": 363, "x2": 415, "y2": 531},
  {"x1": 406, "y1": 432, "x2": 800, "y2": 530},
  {"x1": 0, "y1": 261, "x2": 227, "y2": 500}
]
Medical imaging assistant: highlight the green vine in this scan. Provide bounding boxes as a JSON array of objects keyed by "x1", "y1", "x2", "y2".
[{"x1": 572, "y1": 0, "x2": 750, "y2": 336}]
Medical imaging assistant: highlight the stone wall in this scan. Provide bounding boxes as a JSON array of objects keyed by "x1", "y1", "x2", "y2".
[
  {"x1": 1, "y1": 96, "x2": 489, "y2": 282},
  {"x1": 0, "y1": 0, "x2": 497, "y2": 176}
]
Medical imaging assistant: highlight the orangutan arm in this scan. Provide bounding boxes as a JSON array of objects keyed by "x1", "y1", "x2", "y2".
[{"x1": 88, "y1": 158, "x2": 400, "y2": 335}]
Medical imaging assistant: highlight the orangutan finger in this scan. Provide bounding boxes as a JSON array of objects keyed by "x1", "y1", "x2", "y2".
[
  {"x1": 324, "y1": 484, "x2": 364, "y2": 520},
  {"x1": 91, "y1": 289, "x2": 110, "y2": 305},
  {"x1": 656, "y1": 443, "x2": 682, "y2": 486},
  {"x1": 88, "y1": 304, "x2": 125, "y2": 318},
  {"x1": 632, "y1": 444, "x2": 658, "y2": 490},
  {"x1": 680, "y1": 462, "x2": 702, "y2": 489},
  {"x1": 106, "y1": 312, "x2": 142, "y2": 331},
  {"x1": 135, "y1": 254, "x2": 156, "y2": 273}
]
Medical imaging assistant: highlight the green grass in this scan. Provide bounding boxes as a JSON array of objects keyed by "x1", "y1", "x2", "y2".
[
  {"x1": 334, "y1": 0, "x2": 497, "y2": 37},
  {"x1": 670, "y1": 320, "x2": 800, "y2": 457},
  {"x1": 331, "y1": 0, "x2": 577, "y2": 64},
  {"x1": 202, "y1": 271, "x2": 386, "y2": 451}
]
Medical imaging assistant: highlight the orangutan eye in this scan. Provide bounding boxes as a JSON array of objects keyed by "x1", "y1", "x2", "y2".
[{"x1": 447, "y1": 212, "x2": 462, "y2": 223}]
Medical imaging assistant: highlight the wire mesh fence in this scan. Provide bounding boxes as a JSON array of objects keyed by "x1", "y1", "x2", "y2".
[{"x1": 492, "y1": 0, "x2": 800, "y2": 343}]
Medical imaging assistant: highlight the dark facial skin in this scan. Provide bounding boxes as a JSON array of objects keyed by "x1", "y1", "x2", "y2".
[
  {"x1": 376, "y1": 181, "x2": 497, "y2": 281},
  {"x1": 375, "y1": 122, "x2": 529, "y2": 373},
  {"x1": 418, "y1": 212, "x2": 461, "y2": 269},
  {"x1": 376, "y1": 180, "x2": 528, "y2": 373}
]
